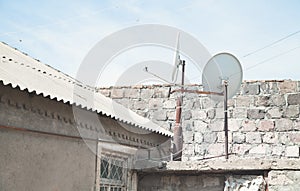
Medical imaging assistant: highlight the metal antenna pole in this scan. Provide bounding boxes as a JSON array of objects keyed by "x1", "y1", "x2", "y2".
[
  {"x1": 173, "y1": 60, "x2": 185, "y2": 161},
  {"x1": 224, "y1": 81, "x2": 229, "y2": 159}
]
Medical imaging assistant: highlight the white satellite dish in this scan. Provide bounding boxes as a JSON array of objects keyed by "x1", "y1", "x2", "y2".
[
  {"x1": 171, "y1": 32, "x2": 181, "y2": 83},
  {"x1": 202, "y1": 52, "x2": 243, "y2": 102},
  {"x1": 201, "y1": 52, "x2": 242, "y2": 159}
]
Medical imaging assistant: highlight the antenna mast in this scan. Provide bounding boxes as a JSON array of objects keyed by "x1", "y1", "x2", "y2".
[{"x1": 172, "y1": 33, "x2": 184, "y2": 161}]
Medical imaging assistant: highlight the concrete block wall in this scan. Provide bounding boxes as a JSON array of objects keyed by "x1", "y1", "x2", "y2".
[
  {"x1": 98, "y1": 80, "x2": 300, "y2": 161},
  {"x1": 138, "y1": 173, "x2": 224, "y2": 191}
]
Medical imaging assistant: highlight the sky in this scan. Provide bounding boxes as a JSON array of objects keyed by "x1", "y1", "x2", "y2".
[{"x1": 0, "y1": 0, "x2": 300, "y2": 87}]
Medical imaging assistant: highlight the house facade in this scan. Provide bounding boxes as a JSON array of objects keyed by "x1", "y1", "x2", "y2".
[{"x1": 0, "y1": 42, "x2": 172, "y2": 191}]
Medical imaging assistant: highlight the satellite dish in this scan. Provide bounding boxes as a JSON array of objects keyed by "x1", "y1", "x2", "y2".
[
  {"x1": 202, "y1": 53, "x2": 243, "y2": 102},
  {"x1": 171, "y1": 32, "x2": 181, "y2": 82}
]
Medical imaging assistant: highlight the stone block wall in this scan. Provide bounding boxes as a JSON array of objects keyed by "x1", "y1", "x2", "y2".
[
  {"x1": 98, "y1": 80, "x2": 300, "y2": 161},
  {"x1": 268, "y1": 170, "x2": 300, "y2": 191}
]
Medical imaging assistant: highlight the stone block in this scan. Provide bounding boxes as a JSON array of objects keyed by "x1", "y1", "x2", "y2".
[
  {"x1": 275, "y1": 118, "x2": 293, "y2": 131},
  {"x1": 232, "y1": 144, "x2": 251, "y2": 155},
  {"x1": 260, "y1": 82, "x2": 270, "y2": 93},
  {"x1": 254, "y1": 95, "x2": 270, "y2": 107},
  {"x1": 270, "y1": 94, "x2": 285, "y2": 106},
  {"x1": 263, "y1": 132, "x2": 278, "y2": 144},
  {"x1": 133, "y1": 100, "x2": 147, "y2": 110},
  {"x1": 194, "y1": 143, "x2": 207, "y2": 155},
  {"x1": 287, "y1": 93, "x2": 300, "y2": 105},
  {"x1": 148, "y1": 99, "x2": 163, "y2": 110},
  {"x1": 166, "y1": 110, "x2": 176, "y2": 120},
  {"x1": 183, "y1": 110, "x2": 192, "y2": 120},
  {"x1": 241, "y1": 120, "x2": 257, "y2": 132},
  {"x1": 209, "y1": 120, "x2": 223, "y2": 132},
  {"x1": 153, "y1": 87, "x2": 170, "y2": 98},
  {"x1": 163, "y1": 100, "x2": 176, "y2": 109},
  {"x1": 242, "y1": 83, "x2": 260, "y2": 95},
  {"x1": 215, "y1": 108, "x2": 224, "y2": 119},
  {"x1": 232, "y1": 132, "x2": 245, "y2": 144},
  {"x1": 269, "y1": 171, "x2": 294, "y2": 186},
  {"x1": 191, "y1": 109, "x2": 207, "y2": 120},
  {"x1": 194, "y1": 120, "x2": 208, "y2": 132},
  {"x1": 111, "y1": 88, "x2": 124, "y2": 98},
  {"x1": 228, "y1": 119, "x2": 242, "y2": 132},
  {"x1": 232, "y1": 108, "x2": 247, "y2": 118},
  {"x1": 182, "y1": 120, "x2": 193, "y2": 131},
  {"x1": 278, "y1": 80, "x2": 297, "y2": 94},
  {"x1": 183, "y1": 143, "x2": 194, "y2": 156},
  {"x1": 286, "y1": 145, "x2": 299, "y2": 158},
  {"x1": 201, "y1": 97, "x2": 217, "y2": 109},
  {"x1": 228, "y1": 99, "x2": 235, "y2": 108},
  {"x1": 216, "y1": 101, "x2": 224, "y2": 108},
  {"x1": 193, "y1": 98, "x2": 201, "y2": 109},
  {"x1": 295, "y1": 120, "x2": 300, "y2": 131},
  {"x1": 98, "y1": 89, "x2": 110, "y2": 97},
  {"x1": 290, "y1": 132, "x2": 300, "y2": 143},
  {"x1": 152, "y1": 110, "x2": 167, "y2": 121},
  {"x1": 194, "y1": 132, "x2": 203, "y2": 143},
  {"x1": 284, "y1": 105, "x2": 299, "y2": 118},
  {"x1": 140, "y1": 89, "x2": 154, "y2": 99},
  {"x1": 236, "y1": 96, "x2": 252, "y2": 107},
  {"x1": 269, "y1": 82, "x2": 279, "y2": 93},
  {"x1": 267, "y1": 108, "x2": 282, "y2": 119},
  {"x1": 124, "y1": 88, "x2": 140, "y2": 98},
  {"x1": 279, "y1": 133, "x2": 293, "y2": 145},
  {"x1": 249, "y1": 144, "x2": 269, "y2": 155},
  {"x1": 203, "y1": 132, "x2": 217, "y2": 143},
  {"x1": 183, "y1": 99, "x2": 195, "y2": 110},
  {"x1": 271, "y1": 146, "x2": 284, "y2": 157},
  {"x1": 207, "y1": 143, "x2": 224, "y2": 156},
  {"x1": 183, "y1": 131, "x2": 194, "y2": 143},
  {"x1": 207, "y1": 108, "x2": 215, "y2": 119},
  {"x1": 224, "y1": 175, "x2": 266, "y2": 191},
  {"x1": 247, "y1": 109, "x2": 265, "y2": 119},
  {"x1": 246, "y1": 132, "x2": 262, "y2": 143},
  {"x1": 258, "y1": 120, "x2": 274, "y2": 131}
]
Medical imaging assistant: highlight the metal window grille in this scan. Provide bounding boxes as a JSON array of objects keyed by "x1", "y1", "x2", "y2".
[{"x1": 100, "y1": 154, "x2": 127, "y2": 191}]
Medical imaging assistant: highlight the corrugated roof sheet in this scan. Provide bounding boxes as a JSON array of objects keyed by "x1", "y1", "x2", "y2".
[{"x1": 0, "y1": 42, "x2": 173, "y2": 137}]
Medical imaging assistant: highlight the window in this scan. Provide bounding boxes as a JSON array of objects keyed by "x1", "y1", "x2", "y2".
[{"x1": 100, "y1": 154, "x2": 128, "y2": 191}]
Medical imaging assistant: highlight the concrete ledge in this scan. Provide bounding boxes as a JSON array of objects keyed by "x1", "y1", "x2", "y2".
[
  {"x1": 137, "y1": 158, "x2": 300, "y2": 173},
  {"x1": 164, "y1": 159, "x2": 300, "y2": 172}
]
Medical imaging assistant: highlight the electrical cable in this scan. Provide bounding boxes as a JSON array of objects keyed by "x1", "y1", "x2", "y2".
[
  {"x1": 243, "y1": 30, "x2": 300, "y2": 58},
  {"x1": 244, "y1": 45, "x2": 300, "y2": 71}
]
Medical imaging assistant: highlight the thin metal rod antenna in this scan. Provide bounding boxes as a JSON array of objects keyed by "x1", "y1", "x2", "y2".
[
  {"x1": 143, "y1": 66, "x2": 187, "y2": 88},
  {"x1": 224, "y1": 80, "x2": 229, "y2": 159},
  {"x1": 143, "y1": 67, "x2": 173, "y2": 84}
]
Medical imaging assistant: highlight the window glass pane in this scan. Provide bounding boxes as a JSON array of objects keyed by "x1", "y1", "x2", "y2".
[
  {"x1": 101, "y1": 159, "x2": 109, "y2": 178},
  {"x1": 116, "y1": 165, "x2": 123, "y2": 180},
  {"x1": 109, "y1": 160, "x2": 123, "y2": 180}
]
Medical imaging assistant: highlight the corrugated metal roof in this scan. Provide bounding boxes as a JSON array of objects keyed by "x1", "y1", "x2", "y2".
[{"x1": 0, "y1": 42, "x2": 173, "y2": 137}]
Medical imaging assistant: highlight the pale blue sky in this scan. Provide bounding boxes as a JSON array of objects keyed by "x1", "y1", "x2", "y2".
[{"x1": 1, "y1": 0, "x2": 300, "y2": 86}]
